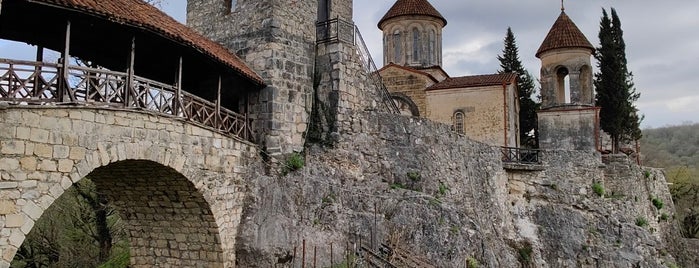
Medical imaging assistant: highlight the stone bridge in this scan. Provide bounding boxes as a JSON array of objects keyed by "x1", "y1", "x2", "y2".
[
  {"x1": 0, "y1": 0, "x2": 271, "y2": 266},
  {"x1": 0, "y1": 107, "x2": 258, "y2": 267}
]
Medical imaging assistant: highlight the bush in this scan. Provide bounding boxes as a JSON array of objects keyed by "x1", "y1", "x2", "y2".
[
  {"x1": 660, "y1": 213, "x2": 669, "y2": 222},
  {"x1": 281, "y1": 152, "x2": 304, "y2": 175},
  {"x1": 467, "y1": 257, "x2": 479, "y2": 268},
  {"x1": 635, "y1": 216, "x2": 648, "y2": 227},
  {"x1": 592, "y1": 182, "x2": 605, "y2": 197},
  {"x1": 651, "y1": 197, "x2": 664, "y2": 210}
]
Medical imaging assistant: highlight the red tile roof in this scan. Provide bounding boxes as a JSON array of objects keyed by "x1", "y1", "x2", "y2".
[
  {"x1": 378, "y1": 0, "x2": 447, "y2": 30},
  {"x1": 29, "y1": 0, "x2": 265, "y2": 85},
  {"x1": 536, "y1": 11, "x2": 594, "y2": 58},
  {"x1": 426, "y1": 73, "x2": 516, "y2": 91}
]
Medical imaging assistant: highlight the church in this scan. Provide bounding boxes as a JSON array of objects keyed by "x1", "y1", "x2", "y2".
[{"x1": 379, "y1": 0, "x2": 599, "y2": 150}]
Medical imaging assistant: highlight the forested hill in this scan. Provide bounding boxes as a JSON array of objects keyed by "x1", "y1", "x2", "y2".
[{"x1": 641, "y1": 123, "x2": 699, "y2": 168}]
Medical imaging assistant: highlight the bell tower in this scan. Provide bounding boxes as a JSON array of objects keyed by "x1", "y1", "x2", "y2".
[
  {"x1": 378, "y1": 0, "x2": 446, "y2": 68},
  {"x1": 536, "y1": 7, "x2": 600, "y2": 151}
]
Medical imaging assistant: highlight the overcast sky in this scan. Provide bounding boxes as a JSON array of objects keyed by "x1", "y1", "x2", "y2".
[{"x1": 2, "y1": 0, "x2": 696, "y2": 128}]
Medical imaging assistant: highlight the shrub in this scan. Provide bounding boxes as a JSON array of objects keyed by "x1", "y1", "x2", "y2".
[
  {"x1": 281, "y1": 152, "x2": 304, "y2": 176},
  {"x1": 660, "y1": 213, "x2": 669, "y2": 221},
  {"x1": 438, "y1": 182, "x2": 449, "y2": 197},
  {"x1": 517, "y1": 243, "x2": 533, "y2": 265},
  {"x1": 651, "y1": 197, "x2": 664, "y2": 210},
  {"x1": 635, "y1": 216, "x2": 648, "y2": 227},
  {"x1": 467, "y1": 257, "x2": 479, "y2": 268},
  {"x1": 644, "y1": 170, "x2": 651, "y2": 178},
  {"x1": 592, "y1": 182, "x2": 605, "y2": 197}
]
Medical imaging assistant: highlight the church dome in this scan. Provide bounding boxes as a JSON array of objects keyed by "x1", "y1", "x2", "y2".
[
  {"x1": 536, "y1": 11, "x2": 594, "y2": 58},
  {"x1": 378, "y1": 0, "x2": 447, "y2": 30}
]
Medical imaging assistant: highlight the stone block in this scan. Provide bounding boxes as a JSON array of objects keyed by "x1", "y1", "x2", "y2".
[
  {"x1": 20, "y1": 203, "x2": 42, "y2": 222},
  {"x1": 58, "y1": 159, "x2": 74, "y2": 173},
  {"x1": 0, "y1": 201, "x2": 17, "y2": 215},
  {"x1": 33, "y1": 144, "x2": 52, "y2": 158},
  {"x1": 0, "y1": 159, "x2": 19, "y2": 171},
  {"x1": 69, "y1": 147, "x2": 86, "y2": 160},
  {"x1": 38, "y1": 160, "x2": 57, "y2": 172},
  {"x1": 53, "y1": 145, "x2": 70, "y2": 158},
  {"x1": 19, "y1": 157, "x2": 37, "y2": 171},
  {"x1": 29, "y1": 129, "x2": 49, "y2": 143},
  {"x1": 4, "y1": 214, "x2": 23, "y2": 228},
  {"x1": 20, "y1": 218, "x2": 34, "y2": 235},
  {"x1": 0, "y1": 141, "x2": 24, "y2": 155}
]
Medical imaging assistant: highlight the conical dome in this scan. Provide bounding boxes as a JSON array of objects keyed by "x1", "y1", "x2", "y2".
[
  {"x1": 536, "y1": 11, "x2": 594, "y2": 58},
  {"x1": 378, "y1": 0, "x2": 447, "y2": 30}
]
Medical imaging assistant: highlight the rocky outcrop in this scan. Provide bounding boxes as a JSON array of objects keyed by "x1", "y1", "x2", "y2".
[{"x1": 235, "y1": 111, "x2": 688, "y2": 267}]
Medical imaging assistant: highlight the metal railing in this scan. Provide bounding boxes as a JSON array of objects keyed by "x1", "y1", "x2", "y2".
[
  {"x1": 501, "y1": 147, "x2": 541, "y2": 164},
  {"x1": 0, "y1": 58, "x2": 252, "y2": 141},
  {"x1": 316, "y1": 19, "x2": 400, "y2": 114}
]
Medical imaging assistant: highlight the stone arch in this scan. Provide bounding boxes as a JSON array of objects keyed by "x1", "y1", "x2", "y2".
[
  {"x1": 556, "y1": 66, "x2": 571, "y2": 104},
  {"x1": 390, "y1": 92, "x2": 420, "y2": 117},
  {"x1": 0, "y1": 108, "x2": 253, "y2": 267}
]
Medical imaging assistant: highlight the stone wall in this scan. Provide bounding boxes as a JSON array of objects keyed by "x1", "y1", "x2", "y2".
[
  {"x1": 187, "y1": 0, "x2": 318, "y2": 154},
  {"x1": 538, "y1": 107, "x2": 599, "y2": 151},
  {"x1": 426, "y1": 85, "x2": 517, "y2": 147},
  {"x1": 379, "y1": 66, "x2": 434, "y2": 116},
  {"x1": 0, "y1": 107, "x2": 258, "y2": 267}
]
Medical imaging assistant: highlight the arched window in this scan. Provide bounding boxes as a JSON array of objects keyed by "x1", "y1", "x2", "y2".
[
  {"x1": 412, "y1": 28, "x2": 420, "y2": 63},
  {"x1": 393, "y1": 30, "x2": 401, "y2": 63},
  {"x1": 453, "y1": 111, "x2": 465, "y2": 134},
  {"x1": 428, "y1": 30, "x2": 435, "y2": 64},
  {"x1": 557, "y1": 67, "x2": 571, "y2": 104},
  {"x1": 224, "y1": 0, "x2": 237, "y2": 14}
]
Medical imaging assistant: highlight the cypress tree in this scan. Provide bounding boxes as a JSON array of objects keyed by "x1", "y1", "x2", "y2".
[
  {"x1": 498, "y1": 27, "x2": 539, "y2": 147},
  {"x1": 594, "y1": 8, "x2": 642, "y2": 153}
]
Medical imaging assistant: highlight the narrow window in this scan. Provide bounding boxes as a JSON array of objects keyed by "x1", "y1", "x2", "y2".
[
  {"x1": 557, "y1": 67, "x2": 570, "y2": 104},
  {"x1": 393, "y1": 30, "x2": 401, "y2": 63},
  {"x1": 428, "y1": 30, "x2": 435, "y2": 64},
  {"x1": 224, "y1": 0, "x2": 237, "y2": 14},
  {"x1": 453, "y1": 111, "x2": 465, "y2": 134},
  {"x1": 412, "y1": 28, "x2": 420, "y2": 63}
]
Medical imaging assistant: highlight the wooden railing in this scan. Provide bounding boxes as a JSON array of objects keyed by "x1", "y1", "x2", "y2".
[
  {"x1": 501, "y1": 147, "x2": 540, "y2": 164},
  {"x1": 0, "y1": 58, "x2": 252, "y2": 141}
]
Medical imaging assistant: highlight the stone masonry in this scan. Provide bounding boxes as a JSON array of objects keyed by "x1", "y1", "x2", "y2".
[
  {"x1": 0, "y1": 107, "x2": 258, "y2": 267},
  {"x1": 187, "y1": 0, "x2": 318, "y2": 155}
]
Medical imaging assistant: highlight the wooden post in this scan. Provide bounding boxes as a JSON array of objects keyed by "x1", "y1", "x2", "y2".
[
  {"x1": 175, "y1": 56, "x2": 183, "y2": 116},
  {"x1": 34, "y1": 46, "x2": 44, "y2": 98},
  {"x1": 216, "y1": 75, "x2": 222, "y2": 127},
  {"x1": 330, "y1": 243, "x2": 333, "y2": 267},
  {"x1": 313, "y1": 246, "x2": 317, "y2": 268},
  {"x1": 125, "y1": 36, "x2": 136, "y2": 107},
  {"x1": 302, "y1": 239, "x2": 306, "y2": 268},
  {"x1": 59, "y1": 21, "x2": 71, "y2": 102}
]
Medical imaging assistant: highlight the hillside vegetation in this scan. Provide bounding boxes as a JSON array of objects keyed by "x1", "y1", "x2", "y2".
[{"x1": 641, "y1": 123, "x2": 699, "y2": 238}]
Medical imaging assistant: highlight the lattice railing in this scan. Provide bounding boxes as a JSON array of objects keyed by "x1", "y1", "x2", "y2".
[
  {"x1": 316, "y1": 19, "x2": 400, "y2": 114},
  {"x1": 0, "y1": 58, "x2": 252, "y2": 142},
  {"x1": 501, "y1": 147, "x2": 541, "y2": 164}
]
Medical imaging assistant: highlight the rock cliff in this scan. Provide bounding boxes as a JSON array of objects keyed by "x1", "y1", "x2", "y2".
[{"x1": 235, "y1": 112, "x2": 689, "y2": 267}]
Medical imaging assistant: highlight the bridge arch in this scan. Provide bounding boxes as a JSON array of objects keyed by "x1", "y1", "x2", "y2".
[{"x1": 0, "y1": 107, "x2": 257, "y2": 267}]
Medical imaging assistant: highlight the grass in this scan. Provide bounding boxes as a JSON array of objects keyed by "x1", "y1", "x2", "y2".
[
  {"x1": 660, "y1": 213, "x2": 669, "y2": 222},
  {"x1": 407, "y1": 171, "x2": 421, "y2": 182},
  {"x1": 652, "y1": 197, "x2": 664, "y2": 210},
  {"x1": 281, "y1": 152, "x2": 304, "y2": 176},
  {"x1": 438, "y1": 182, "x2": 449, "y2": 197},
  {"x1": 516, "y1": 241, "x2": 533, "y2": 265},
  {"x1": 592, "y1": 182, "x2": 605, "y2": 197},
  {"x1": 467, "y1": 257, "x2": 479, "y2": 268},
  {"x1": 635, "y1": 216, "x2": 649, "y2": 227}
]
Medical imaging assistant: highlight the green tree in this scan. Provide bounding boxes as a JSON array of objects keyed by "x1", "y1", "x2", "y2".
[
  {"x1": 497, "y1": 27, "x2": 539, "y2": 147},
  {"x1": 594, "y1": 8, "x2": 642, "y2": 153}
]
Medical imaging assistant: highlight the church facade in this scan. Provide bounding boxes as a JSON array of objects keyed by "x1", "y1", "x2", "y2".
[{"x1": 378, "y1": 0, "x2": 520, "y2": 147}]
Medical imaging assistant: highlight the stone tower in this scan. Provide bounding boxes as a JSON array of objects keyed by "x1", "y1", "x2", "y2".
[
  {"x1": 536, "y1": 8, "x2": 600, "y2": 151},
  {"x1": 186, "y1": 0, "x2": 326, "y2": 154},
  {"x1": 378, "y1": 0, "x2": 446, "y2": 68}
]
